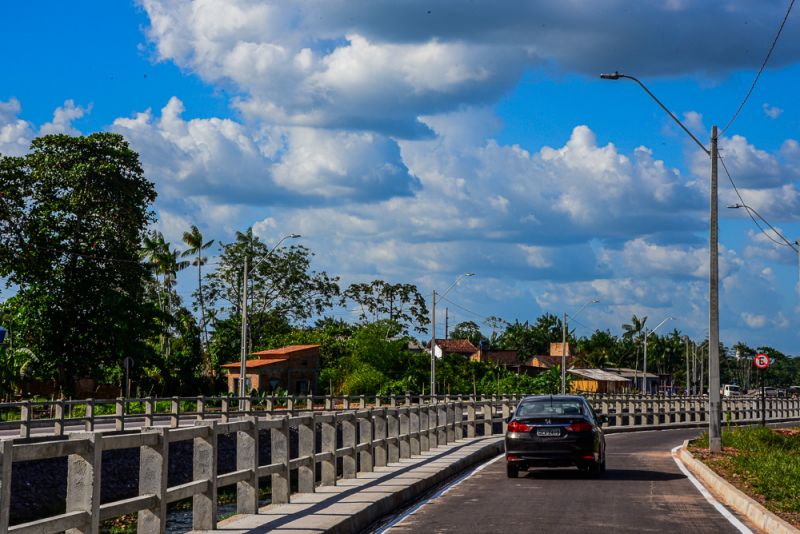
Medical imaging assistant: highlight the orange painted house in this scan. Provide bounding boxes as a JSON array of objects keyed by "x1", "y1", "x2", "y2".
[{"x1": 222, "y1": 344, "x2": 321, "y2": 395}]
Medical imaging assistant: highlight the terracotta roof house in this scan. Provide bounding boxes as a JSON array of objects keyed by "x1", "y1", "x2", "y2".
[
  {"x1": 222, "y1": 344, "x2": 320, "y2": 395},
  {"x1": 432, "y1": 338, "x2": 478, "y2": 358}
]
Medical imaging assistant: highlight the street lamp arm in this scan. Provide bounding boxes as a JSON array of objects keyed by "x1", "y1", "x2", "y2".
[
  {"x1": 439, "y1": 272, "x2": 475, "y2": 300},
  {"x1": 600, "y1": 72, "x2": 710, "y2": 155},
  {"x1": 251, "y1": 233, "x2": 302, "y2": 271}
]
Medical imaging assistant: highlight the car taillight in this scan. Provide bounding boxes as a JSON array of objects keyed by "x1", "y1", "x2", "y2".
[
  {"x1": 566, "y1": 421, "x2": 593, "y2": 433},
  {"x1": 507, "y1": 420, "x2": 532, "y2": 433}
]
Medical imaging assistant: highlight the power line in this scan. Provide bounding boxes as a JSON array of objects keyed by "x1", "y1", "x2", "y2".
[
  {"x1": 721, "y1": 0, "x2": 796, "y2": 135},
  {"x1": 718, "y1": 154, "x2": 799, "y2": 251},
  {"x1": 436, "y1": 295, "x2": 484, "y2": 321}
]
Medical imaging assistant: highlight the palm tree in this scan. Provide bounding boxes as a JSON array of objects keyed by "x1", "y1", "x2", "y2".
[
  {"x1": 182, "y1": 225, "x2": 214, "y2": 374},
  {"x1": 622, "y1": 315, "x2": 648, "y2": 390}
]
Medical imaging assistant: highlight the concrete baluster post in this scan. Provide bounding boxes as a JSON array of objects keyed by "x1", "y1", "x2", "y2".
[
  {"x1": 85, "y1": 399, "x2": 95, "y2": 432},
  {"x1": 455, "y1": 401, "x2": 464, "y2": 440},
  {"x1": 341, "y1": 414, "x2": 357, "y2": 479},
  {"x1": 66, "y1": 433, "x2": 102, "y2": 534},
  {"x1": 501, "y1": 400, "x2": 510, "y2": 435},
  {"x1": 19, "y1": 401, "x2": 31, "y2": 439},
  {"x1": 373, "y1": 409, "x2": 388, "y2": 467},
  {"x1": 170, "y1": 397, "x2": 180, "y2": 428},
  {"x1": 55, "y1": 399, "x2": 66, "y2": 437},
  {"x1": 429, "y1": 404, "x2": 439, "y2": 448},
  {"x1": 320, "y1": 415, "x2": 336, "y2": 486},
  {"x1": 398, "y1": 408, "x2": 410, "y2": 459},
  {"x1": 325, "y1": 395, "x2": 332, "y2": 410},
  {"x1": 196, "y1": 396, "x2": 205, "y2": 421},
  {"x1": 409, "y1": 406, "x2": 421, "y2": 455},
  {"x1": 138, "y1": 427, "x2": 169, "y2": 534},
  {"x1": 359, "y1": 412, "x2": 374, "y2": 472},
  {"x1": 298, "y1": 416, "x2": 315, "y2": 493},
  {"x1": 144, "y1": 397, "x2": 154, "y2": 428},
  {"x1": 1, "y1": 440, "x2": 13, "y2": 534},
  {"x1": 483, "y1": 402, "x2": 493, "y2": 436},
  {"x1": 237, "y1": 417, "x2": 259, "y2": 513},
  {"x1": 387, "y1": 408, "x2": 400, "y2": 463},
  {"x1": 467, "y1": 398, "x2": 476, "y2": 438},
  {"x1": 192, "y1": 421, "x2": 218, "y2": 530},
  {"x1": 270, "y1": 416, "x2": 290, "y2": 504},
  {"x1": 343, "y1": 396, "x2": 351, "y2": 410},
  {"x1": 437, "y1": 403, "x2": 447, "y2": 446},
  {"x1": 221, "y1": 397, "x2": 230, "y2": 423},
  {"x1": 405, "y1": 394, "x2": 411, "y2": 406},
  {"x1": 306, "y1": 396, "x2": 313, "y2": 411},
  {"x1": 266, "y1": 395, "x2": 274, "y2": 412},
  {"x1": 390, "y1": 395, "x2": 397, "y2": 408},
  {"x1": 419, "y1": 406, "x2": 429, "y2": 452},
  {"x1": 360, "y1": 395, "x2": 366, "y2": 409},
  {"x1": 446, "y1": 402, "x2": 456, "y2": 443},
  {"x1": 115, "y1": 397, "x2": 125, "y2": 431}
]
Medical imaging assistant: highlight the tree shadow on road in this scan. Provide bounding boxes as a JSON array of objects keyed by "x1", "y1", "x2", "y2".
[{"x1": 519, "y1": 468, "x2": 686, "y2": 482}]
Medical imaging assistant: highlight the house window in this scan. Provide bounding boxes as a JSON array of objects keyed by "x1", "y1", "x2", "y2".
[{"x1": 295, "y1": 379, "x2": 309, "y2": 395}]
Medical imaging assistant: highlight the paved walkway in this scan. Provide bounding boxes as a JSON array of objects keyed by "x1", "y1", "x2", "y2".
[{"x1": 192, "y1": 435, "x2": 504, "y2": 534}]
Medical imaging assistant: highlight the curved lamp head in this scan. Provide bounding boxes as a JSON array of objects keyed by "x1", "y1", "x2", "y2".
[
  {"x1": 289, "y1": 234, "x2": 301, "y2": 238},
  {"x1": 600, "y1": 71, "x2": 622, "y2": 80}
]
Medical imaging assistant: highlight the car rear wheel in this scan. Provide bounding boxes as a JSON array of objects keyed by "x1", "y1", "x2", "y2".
[
  {"x1": 507, "y1": 464, "x2": 519, "y2": 478},
  {"x1": 588, "y1": 460, "x2": 604, "y2": 477}
]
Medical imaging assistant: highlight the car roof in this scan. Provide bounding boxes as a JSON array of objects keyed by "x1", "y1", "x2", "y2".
[{"x1": 520, "y1": 395, "x2": 586, "y2": 402}]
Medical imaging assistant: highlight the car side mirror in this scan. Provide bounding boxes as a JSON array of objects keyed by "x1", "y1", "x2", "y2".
[{"x1": 600, "y1": 415, "x2": 609, "y2": 424}]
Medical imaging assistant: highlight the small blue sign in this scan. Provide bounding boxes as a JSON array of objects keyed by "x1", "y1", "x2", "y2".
[{"x1": 0, "y1": 326, "x2": 6, "y2": 344}]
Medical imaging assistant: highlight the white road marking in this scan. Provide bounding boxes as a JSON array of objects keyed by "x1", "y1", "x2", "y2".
[
  {"x1": 670, "y1": 445, "x2": 753, "y2": 534},
  {"x1": 375, "y1": 453, "x2": 504, "y2": 533}
]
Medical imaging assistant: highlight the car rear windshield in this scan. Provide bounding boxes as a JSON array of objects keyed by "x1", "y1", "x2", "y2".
[{"x1": 516, "y1": 399, "x2": 585, "y2": 417}]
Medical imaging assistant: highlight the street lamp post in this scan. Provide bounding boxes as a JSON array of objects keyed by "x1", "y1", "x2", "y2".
[
  {"x1": 561, "y1": 299, "x2": 599, "y2": 394},
  {"x1": 239, "y1": 233, "x2": 301, "y2": 399},
  {"x1": 430, "y1": 273, "x2": 474, "y2": 397},
  {"x1": 600, "y1": 71, "x2": 722, "y2": 452},
  {"x1": 642, "y1": 317, "x2": 673, "y2": 395}
]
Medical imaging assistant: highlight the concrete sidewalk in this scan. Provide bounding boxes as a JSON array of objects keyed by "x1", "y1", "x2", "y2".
[{"x1": 193, "y1": 435, "x2": 504, "y2": 534}]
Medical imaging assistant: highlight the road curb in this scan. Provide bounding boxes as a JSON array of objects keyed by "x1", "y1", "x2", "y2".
[{"x1": 675, "y1": 440, "x2": 799, "y2": 534}]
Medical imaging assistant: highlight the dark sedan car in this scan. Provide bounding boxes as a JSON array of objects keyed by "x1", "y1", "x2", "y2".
[{"x1": 505, "y1": 395, "x2": 606, "y2": 478}]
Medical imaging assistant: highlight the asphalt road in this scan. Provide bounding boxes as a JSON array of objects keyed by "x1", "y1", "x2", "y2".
[{"x1": 381, "y1": 428, "x2": 752, "y2": 534}]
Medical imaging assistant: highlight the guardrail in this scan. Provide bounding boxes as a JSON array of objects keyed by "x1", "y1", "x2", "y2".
[
  {"x1": 3, "y1": 393, "x2": 800, "y2": 437},
  {"x1": 0, "y1": 396, "x2": 522, "y2": 534}
]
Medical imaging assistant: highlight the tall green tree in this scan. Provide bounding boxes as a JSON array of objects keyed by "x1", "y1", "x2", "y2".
[
  {"x1": 450, "y1": 321, "x2": 485, "y2": 346},
  {"x1": 204, "y1": 228, "x2": 339, "y2": 365},
  {"x1": 0, "y1": 133, "x2": 158, "y2": 394},
  {"x1": 340, "y1": 279, "x2": 429, "y2": 335}
]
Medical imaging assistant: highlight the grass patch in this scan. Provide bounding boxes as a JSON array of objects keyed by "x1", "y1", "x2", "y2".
[{"x1": 691, "y1": 426, "x2": 800, "y2": 524}]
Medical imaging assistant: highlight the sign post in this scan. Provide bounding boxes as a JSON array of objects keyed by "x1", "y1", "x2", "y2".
[{"x1": 754, "y1": 353, "x2": 770, "y2": 426}]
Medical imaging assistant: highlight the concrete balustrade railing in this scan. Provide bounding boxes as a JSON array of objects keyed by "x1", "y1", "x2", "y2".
[
  {"x1": 0, "y1": 396, "x2": 523, "y2": 534},
  {"x1": 2, "y1": 393, "x2": 800, "y2": 438},
  {"x1": 3, "y1": 393, "x2": 800, "y2": 438},
  {"x1": 2, "y1": 393, "x2": 799, "y2": 534}
]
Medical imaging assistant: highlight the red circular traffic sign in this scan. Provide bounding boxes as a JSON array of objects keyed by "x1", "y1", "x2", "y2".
[{"x1": 754, "y1": 353, "x2": 770, "y2": 369}]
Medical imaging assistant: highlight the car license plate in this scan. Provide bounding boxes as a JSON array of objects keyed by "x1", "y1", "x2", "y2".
[{"x1": 536, "y1": 428, "x2": 561, "y2": 437}]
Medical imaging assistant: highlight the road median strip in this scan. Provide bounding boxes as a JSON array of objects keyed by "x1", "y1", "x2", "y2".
[{"x1": 675, "y1": 440, "x2": 798, "y2": 534}]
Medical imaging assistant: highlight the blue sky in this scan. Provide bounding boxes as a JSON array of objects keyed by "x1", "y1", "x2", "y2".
[{"x1": 2, "y1": 1, "x2": 799, "y2": 352}]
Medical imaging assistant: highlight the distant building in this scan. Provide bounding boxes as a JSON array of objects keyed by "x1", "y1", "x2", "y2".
[
  {"x1": 222, "y1": 344, "x2": 320, "y2": 395},
  {"x1": 568, "y1": 368, "x2": 630, "y2": 394},
  {"x1": 529, "y1": 354, "x2": 576, "y2": 370},
  {"x1": 604, "y1": 367, "x2": 660, "y2": 393},
  {"x1": 431, "y1": 338, "x2": 478, "y2": 359}
]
